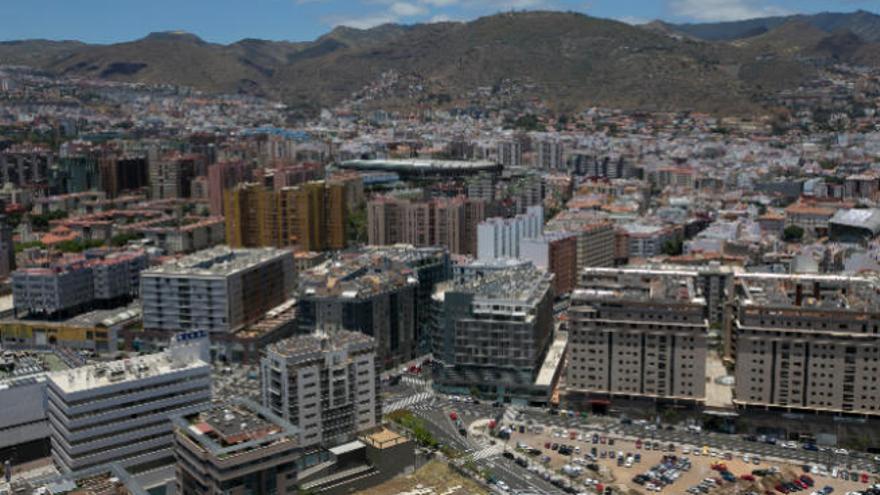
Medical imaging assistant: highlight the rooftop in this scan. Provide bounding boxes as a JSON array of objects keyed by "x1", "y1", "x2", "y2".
[
  {"x1": 299, "y1": 253, "x2": 417, "y2": 299},
  {"x1": 737, "y1": 272, "x2": 880, "y2": 312},
  {"x1": 47, "y1": 351, "x2": 208, "y2": 394},
  {"x1": 142, "y1": 246, "x2": 291, "y2": 278},
  {"x1": 574, "y1": 267, "x2": 704, "y2": 304},
  {"x1": 340, "y1": 158, "x2": 499, "y2": 173},
  {"x1": 266, "y1": 329, "x2": 375, "y2": 361},
  {"x1": 176, "y1": 398, "x2": 300, "y2": 457}
]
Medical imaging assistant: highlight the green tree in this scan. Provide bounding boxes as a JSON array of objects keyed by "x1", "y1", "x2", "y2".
[
  {"x1": 783, "y1": 225, "x2": 804, "y2": 243},
  {"x1": 346, "y1": 206, "x2": 368, "y2": 245},
  {"x1": 661, "y1": 239, "x2": 683, "y2": 256}
]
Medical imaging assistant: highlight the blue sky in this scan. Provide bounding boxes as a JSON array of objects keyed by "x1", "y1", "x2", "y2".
[{"x1": 0, "y1": 0, "x2": 877, "y2": 44}]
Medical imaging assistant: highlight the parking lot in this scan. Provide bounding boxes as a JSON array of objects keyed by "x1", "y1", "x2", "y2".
[{"x1": 492, "y1": 423, "x2": 877, "y2": 495}]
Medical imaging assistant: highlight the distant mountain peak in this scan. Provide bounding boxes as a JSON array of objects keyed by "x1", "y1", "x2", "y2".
[{"x1": 142, "y1": 31, "x2": 205, "y2": 44}]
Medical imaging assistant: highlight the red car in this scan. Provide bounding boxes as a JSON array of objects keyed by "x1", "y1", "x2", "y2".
[
  {"x1": 776, "y1": 485, "x2": 789, "y2": 494},
  {"x1": 741, "y1": 475, "x2": 756, "y2": 482},
  {"x1": 794, "y1": 480, "x2": 807, "y2": 490},
  {"x1": 449, "y1": 412, "x2": 458, "y2": 421}
]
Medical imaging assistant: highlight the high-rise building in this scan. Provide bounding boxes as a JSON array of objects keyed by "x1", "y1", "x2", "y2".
[
  {"x1": 534, "y1": 139, "x2": 564, "y2": 170},
  {"x1": 0, "y1": 145, "x2": 53, "y2": 189},
  {"x1": 546, "y1": 213, "x2": 616, "y2": 270},
  {"x1": 0, "y1": 215, "x2": 14, "y2": 279},
  {"x1": 140, "y1": 247, "x2": 295, "y2": 334},
  {"x1": 98, "y1": 155, "x2": 149, "y2": 198},
  {"x1": 496, "y1": 140, "x2": 522, "y2": 167},
  {"x1": 521, "y1": 232, "x2": 578, "y2": 295},
  {"x1": 566, "y1": 268, "x2": 709, "y2": 403},
  {"x1": 367, "y1": 196, "x2": 485, "y2": 256},
  {"x1": 207, "y1": 161, "x2": 252, "y2": 216},
  {"x1": 150, "y1": 154, "x2": 204, "y2": 199},
  {"x1": 476, "y1": 205, "x2": 544, "y2": 261},
  {"x1": 732, "y1": 273, "x2": 880, "y2": 417},
  {"x1": 224, "y1": 181, "x2": 345, "y2": 252},
  {"x1": 173, "y1": 399, "x2": 308, "y2": 495},
  {"x1": 297, "y1": 255, "x2": 417, "y2": 367},
  {"x1": 46, "y1": 350, "x2": 211, "y2": 473},
  {"x1": 262, "y1": 330, "x2": 380, "y2": 448},
  {"x1": 432, "y1": 265, "x2": 557, "y2": 404}
]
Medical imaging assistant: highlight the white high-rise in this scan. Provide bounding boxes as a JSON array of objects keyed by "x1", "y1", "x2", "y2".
[{"x1": 477, "y1": 205, "x2": 544, "y2": 260}]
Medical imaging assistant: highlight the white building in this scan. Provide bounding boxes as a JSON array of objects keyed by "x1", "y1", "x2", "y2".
[
  {"x1": 140, "y1": 246, "x2": 295, "y2": 334},
  {"x1": 261, "y1": 330, "x2": 379, "y2": 448},
  {"x1": 534, "y1": 139, "x2": 564, "y2": 170},
  {"x1": 496, "y1": 140, "x2": 522, "y2": 167},
  {"x1": 46, "y1": 349, "x2": 211, "y2": 473},
  {"x1": 477, "y1": 205, "x2": 543, "y2": 261}
]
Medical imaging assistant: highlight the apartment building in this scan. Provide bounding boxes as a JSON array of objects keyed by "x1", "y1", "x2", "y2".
[
  {"x1": 98, "y1": 155, "x2": 149, "y2": 199},
  {"x1": 732, "y1": 273, "x2": 880, "y2": 416},
  {"x1": 620, "y1": 223, "x2": 681, "y2": 260},
  {"x1": 150, "y1": 154, "x2": 203, "y2": 200},
  {"x1": 496, "y1": 139, "x2": 522, "y2": 167},
  {"x1": 0, "y1": 146, "x2": 53, "y2": 188},
  {"x1": 261, "y1": 330, "x2": 380, "y2": 448},
  {"x1": 567, "y1": 268, "x2": 709, "y2": 403},
  {"x1": 432, "y1": 265, "x2": 557, "y2": 404},
  {"x1": 224, "y1": 181, "x2": 347, "y2": 252},
  {"x1": 534, "y1": 139, "x2": 564, "y2": 170},
  {"x1": 546, "y1": 213, "x2": 616, "y2": 270},
  {"x1": 46, "y1": 350, "x2": 211, "y2": 473},
  {"x1": 367, "y1": 195, "x2": 485, "y2": 256},
  {"x1": 173, "y1": 399, "x2": 307, "y2": 495},
  {"x1": 140, "y1": 247, "x2": 295, "y2": 334},
  {"x1": 521, "y1": 232, "x2": 578, "y2": 295},
  {"x1": 476, "y1": 205, "x2": 544, "y2": 261},
  {"x1": 296, "y1": 254, "x2": 417, "y2": 367},
  {"x1": 12, "y1": 249, "x2": 148, "y2": 318}
]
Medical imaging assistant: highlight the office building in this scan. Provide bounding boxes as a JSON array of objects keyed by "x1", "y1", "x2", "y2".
[
  {"x1": 521, "y1": 232, "x2": 578, "y2": 295},
  {"x1": 732, "y1": 273, "x2": 880, "y2": 417},
  {"x1": 173, "y1": 399, "x2": 307, "y2": 495},
  {"x1": 476, "y1": 205, "x2": 543, "y2": 261},
  {"x1": 0, "y1": 216, "x2": 14, "y2": 278},
  {"x1": 567, "y1": 268, "x2": 709, "y2": 404},
  {"x1": 46, "y1": 349, "x2": 211, "y2": 473},
  {"x1": 141, "y1": 247, "x2": 295, "y2": 334},
  {"x1": 432, "y1": 265, "x2": 557, "y2": 404},
  {"x1": 297, "y1": 255, "x2": 417, "y2": 367},
  {"x1": 262, "y1": 330, "x2": 380, "y2": 448}
]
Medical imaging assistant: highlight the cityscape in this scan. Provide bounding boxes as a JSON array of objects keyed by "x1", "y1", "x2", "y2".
[{"x1": 2, "y1": 2, "x2": 880, "y2": 495}]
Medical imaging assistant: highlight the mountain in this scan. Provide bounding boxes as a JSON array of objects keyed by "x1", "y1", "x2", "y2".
[
  {"x1": 0, "y1": 11, "x2": 876, "y2": 115},
  {"x1": 661, "y1": 10, "x2": 880, "y2": 43}
]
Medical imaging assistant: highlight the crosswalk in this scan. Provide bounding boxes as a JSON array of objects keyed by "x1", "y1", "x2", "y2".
[
  {"x1": 472, "y1": 444, "x2": 504, "y2": 460},
  {"x1": 383, "y1": 391, "x2": 434, "y2": 414},
  {"x1": 400, "y1": 375, "x2": 431, "y2": 389}
]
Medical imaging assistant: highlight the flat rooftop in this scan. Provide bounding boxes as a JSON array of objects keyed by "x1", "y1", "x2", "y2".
[
  {"x1": 47, "y1": 351, "x2": 208, "y2": 394},
  {"x1": 266, "y1": 329, "x2": 374, "y2": 361},
  {"x1": 340, "y1": 158, "x2": 499, "y2": 173},
  {"x1": 3, "y1": 303, "x2": 141, "y2": 329},
  {"x1": 177, "y1": 399, "x2": 299, "y2": 457},
  {"x1": 299, "y1": 254, "x2": 417, "y2": 299},
  {"x1": 535, "y1": 331, "x2": 567, "y2": 388},
  {"x1": 142, "y1": 246, "x2": 290, "y2": 278},
  {"x1": 575, "y1": 267, "x2": 705, "y2": 304},
  {"x1": 737, "y1": 272, "x2": 880, "y2": 312}
]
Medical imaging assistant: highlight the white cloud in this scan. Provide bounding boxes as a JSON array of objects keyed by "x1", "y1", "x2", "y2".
[
  {"x1": 669, "y1": 0, "x2": 790, "y2": 22},
  {"x1": 332, "y1": 13, "x2": 398, "y2": 28},
  {"x1": 421, "y1": 0, "x2": 460, "y2": 6},
  {"x1": 389, "y1": 1, "x2": 428, "y2": 16},
  {"x1": 616, "y1": 16, "x2": 649, "y2": 25}
]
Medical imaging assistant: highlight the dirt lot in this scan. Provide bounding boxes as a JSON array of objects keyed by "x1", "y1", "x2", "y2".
[
  {"x1": 358, "y1": 460, "x2": 488, "y2": 495},
  {"x1": 503, "y1": 427, "x2": 875, "y2": 495}
]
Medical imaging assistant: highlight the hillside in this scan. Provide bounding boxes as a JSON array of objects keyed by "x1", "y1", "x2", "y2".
[
  {"x1": 0, "y1": 11, "x2": 876, "y2": 115},
  {"x1": 662, "y1": 10, "x2": 880, "y2": 43}
]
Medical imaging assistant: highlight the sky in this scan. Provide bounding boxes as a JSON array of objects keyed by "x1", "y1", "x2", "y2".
[{"x1": 0, "y1": 0, "x2": 878, "y2": 44}]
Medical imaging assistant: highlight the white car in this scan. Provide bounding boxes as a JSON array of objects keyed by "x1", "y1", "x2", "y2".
[
  {"x1": 834, "y1": 448, "x2": 849, "y2": 455},
  {"x1": 496, "y1": 480, "x2": 509, "y2": 492}
]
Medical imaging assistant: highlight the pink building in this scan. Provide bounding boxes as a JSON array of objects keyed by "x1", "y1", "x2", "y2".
[{"x1": 208, "y1": 161, "x2": 252, "y2": 216}]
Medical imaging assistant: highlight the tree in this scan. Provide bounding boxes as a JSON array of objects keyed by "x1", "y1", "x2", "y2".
[
  {"x1": 346, "y1": 206, "x2": 368, "y2": 245},
  {"x1": 783, "y1": 225, "x2": 804, "y2": 243},
  {"x1": 661, "y1": 239, "x2": 683, "y2": 256}
]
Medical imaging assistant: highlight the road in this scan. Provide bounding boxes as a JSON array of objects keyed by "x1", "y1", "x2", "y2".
[{"x1": 383, "y1": 375, "x2": 880, "y2": 494}]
